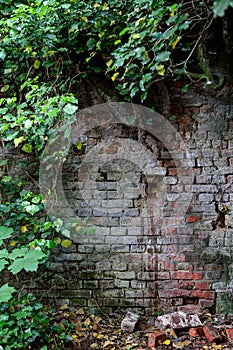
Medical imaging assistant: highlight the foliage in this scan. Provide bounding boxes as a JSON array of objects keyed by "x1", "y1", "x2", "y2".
[
  {"x1": 0, "y1": 293, "x2": 72, "y2": 349},
  {"x1": 0, "y1": 171, "x2": 72, "y2": 302},
  {"x1": 213, "y1": 0, "x2": 233, "y2": 16}
]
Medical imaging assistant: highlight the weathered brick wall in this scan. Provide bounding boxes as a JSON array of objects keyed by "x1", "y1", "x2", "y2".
[{"x1": 5, "y1": 83, "x2": 233, "y2": 316}]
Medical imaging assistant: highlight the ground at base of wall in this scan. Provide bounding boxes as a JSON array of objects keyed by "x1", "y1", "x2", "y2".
[{"x1": 29, "y1": 304, "x2": 233, "y2": 350}]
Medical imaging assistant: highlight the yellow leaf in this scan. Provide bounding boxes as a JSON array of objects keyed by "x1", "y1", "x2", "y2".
[
  {"x1": 97, "y1": 333, "x2": 103, "y2": 339},
  {"x1": 81, "y1": 16, "x2": 88, "y2": 22},
  {"x1": 17, "y1": 182, "x2": 22, "y2": 187},
  {"x1": 102, "y1": 3, "x2": 109, "y2": 10},
  {"x1": 54, "y1": 237, "x2": 61, "y2": 245},
  {"x1": 156, "y1": 64, "x2": 165, "y2": 76},
  {"x1": 132, "y1": 33, "x2": 140, "y2": 40},
  {"x1": 24, "y1": 45, "x2": 32, "y2": 53},
  {"x1": 59, "y1": 304, "x2": 69, "y2": 310},
  {"x1": 93, "y1": 3, "x2": 100, "y2": 7},
  {"x1": 61, "y1": 239, "x2": 72, "y2": 248},
  {"x1": 135, "y1": 18, "x2": 143, "y2": 26},
  {"x1": 94, "y1": 315, "x2": 102, "y2": 323},
  {"x1": 145, "y1": 50, "x2": 149, "y2": 59},
  {"x1": 72, "y1": 334, "x2": 78, "y2": 339},
  {"x1": 1, "y1": 85, "x2": 10, "y2": 93},
  {"x1": 103, "y1": 340, "x2": 113, "y2": 348},
  {"x1": 106, "y1": 59, "x2": 113, "y2": 67},
  {"x1": 34, "y1": 60, "x2": 41, "y2": 69},
  {"x1": 170, "y1": 10, "x2": 175, "y2": 17},
  {"x1": 91, "y1": 344, "x2": 98, "y2": 349},
  {"x1": 14, "y1": 136, "x2": 24, "y2": 147},
  {"x1": 111, "y1": 72, "x2": 119, "y2": 81},
  {"x1": 10, "y1": 240, "x2": 17, "y2": 247},
  {"x1": 21, "y1": 225, "x2": 28, "y2": 233},
  {"x1": 171, "y1": 36, "x2": 181, "y2": 49},
  {"x1": 84, "y1": 317, "x2": 91, "y2": 327},
  {"x1": 163, "y1": 339, "x2": 171, "y2": 345},
  {"x1": 212, "y1": 344, "x2": 222, "y2": 350}
]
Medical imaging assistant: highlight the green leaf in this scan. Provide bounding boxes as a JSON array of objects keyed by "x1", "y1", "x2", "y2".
[
  {"x1": 63, "y1": 103, "x2": 79, "y2": 115},
  {"x1": 0, "y1": 248, "x2": 9, "y2": 259},
  {"x1": 169, "y1": 115, "x2": 177, "y2": 121},
  {"x1": 61, "y1": 239, "x2": 72, "y2": 248},
  {"x1": 0, "y1": 283, "x2": 16, "y2": 303},
  {"x1": 0, "y1": 160, "x2": 8, "y2": 166},
  {"x1": 77, "y1": 140, "x2": 82, "y2": 150},
  {"x1": 0, "y1": 259, "x2": 8, "y2": 272},
  {"x1": 1, "y1": 176, "x2": 12, "y2": 182},
  {"x1": 1, "y1": 85, "x2": 10, "y2": 93},
  {"x1": 213, "y1": 0, "x2": 233, "y2": 16},
  {"x1": 34, "y1": 60, "x2": 41, "y2": 69},
  {"x1": 24, "y1": 204, "x2": 40, "y2": 215},
  {"x1": 9, "y1": 248, "x2": 27, "y2": 259},
  {"x1": 0, "y1": 50, "x2": 6, "y2": 60},
  {"x1": 9, "y1": 249, "x2": 47, "y2": 274},
  {"x1": 24, "y1": 119, "x2": 33, "y2": 129},
  {"x1": 182, "y1": 84, "x2": 189, "y2": 93},
  {"x1": 120, "y1": 27, "x2": 130, "y2": 35},
  {"x1": 22, "y1": 144, "x2": 33, "y2": 153},
  {"x1": 0, "y1": 226, "x2": 14, "y2": 245}
]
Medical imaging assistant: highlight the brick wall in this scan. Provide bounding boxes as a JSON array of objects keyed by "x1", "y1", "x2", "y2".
[{"x1": 8, "y1": 83, "x2": 233, "y2": 315}]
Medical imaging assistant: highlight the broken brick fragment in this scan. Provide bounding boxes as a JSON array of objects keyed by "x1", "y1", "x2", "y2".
[
  {"x1": 226, "y1": 328, "x2": 233, "y2": 342},
  {"x1": 189, "y1": 327, "x2": 204, "y2": 337},
  {"x1": 148, "y1": 330, "x2": 166, "y2": 348},
  {"x1": 203, "y1": 323, "x2": 222, "y2": 343}
]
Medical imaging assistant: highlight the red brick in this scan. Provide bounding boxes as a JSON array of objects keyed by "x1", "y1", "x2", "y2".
[
  {"x1": 171, "y1": 271, "x2": 203, "y2": 280},
  {"x1": 203, "y1": 323, "x2": 222, "y2": 343},
  {"x1": 164, "y1": 261, "x2": 176, "y2": 271},
  {"x1": 226, "y1": 328, "x2": 233, "y2": 341},
  {"x1": 148, "y1": 330, "x2": 166, "y2": 348},
  {"x1": 192, "y1": 290, "x2": 215, "y2": 299},
  {"x1": 189, "y1": 327, "x2": 204, "y2": 337},
  {"x1": 194, "y1": 282, "x2": 210, "y2": 290},
  {"x1": 179, "y1": 280, "x2": 195, "y2": 289},
  {"x1": 159, "y1": 289, "x2": 190, "y2": 298},
  {"x1": 186, "y1": 215, "x2": 201, "y2": 223}
]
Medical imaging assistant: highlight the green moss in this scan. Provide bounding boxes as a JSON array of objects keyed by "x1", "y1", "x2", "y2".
[{"x1": 216, "y1": 292, "x2": 233, "y2": 314}]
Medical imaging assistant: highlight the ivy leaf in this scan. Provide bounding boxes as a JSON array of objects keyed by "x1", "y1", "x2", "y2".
[
  {"x1": 111, "y1": 72, "x2": 119, "y2": 81},
  {"x1": 0, "y1": 283, "x2": 16, "y2": 303},
  {"x1": 14, "y1": 136, "x2": 24, "y2": 147},
  {"x1": 1, "y1": 85, "x2": 10, "y2": 93},
  {"x1": 156, "y1": 64, "x2": 165, "y2": 76},
  {"x1": 63, "y1": 103, "x2": 79, "y2": 115},
  {"x1": 132, "y1": 33, "x2": 140, "y2": 40},
  {"x1": 0, "y1": 259, "x2": 8, "y2": 272},
  {"x1": 61, "y1": 239, "x2": 72, "y2": 248},
  {"x1": 24, "y1": 119, "x2": 33, "y2": 129},
  {"x1": 22, "y1": 143, "x2": 32, "y2": 153},
  {"x1": 0, "y1": 226, "x2": 14, "y2": 245},
  {"x1": 0, "y1": 160, "x2": 8, "y2": 166},
  {"x1": 213, "y1": 0, "x2": 233, "y2": 16},
  {"x1": 24, "y1": 204, "x2": 41, "y2": 215},
  {"x1": 9, "y1": 249, "x2": 47, "y2": 274},
  {"x1": 0, "y1": 49, "x2": 6, "y2": 60},
  {"x1": 34, "y1": 60, "x2": 41, "y2": 69}
]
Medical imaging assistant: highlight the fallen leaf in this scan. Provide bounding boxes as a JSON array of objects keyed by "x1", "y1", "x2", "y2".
[
  {"x1": 103, "y1": 340, "x2": 113, "y2": 348},
  {"x1": 59, "y1": 304, "x2": 69, "y2": 310},
  {"x1": 173, "y1": 340, "x2": 191, "y2": 349},
  {"x1": 163, "y1": 339, "x2": 171, "y2": 345}
]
